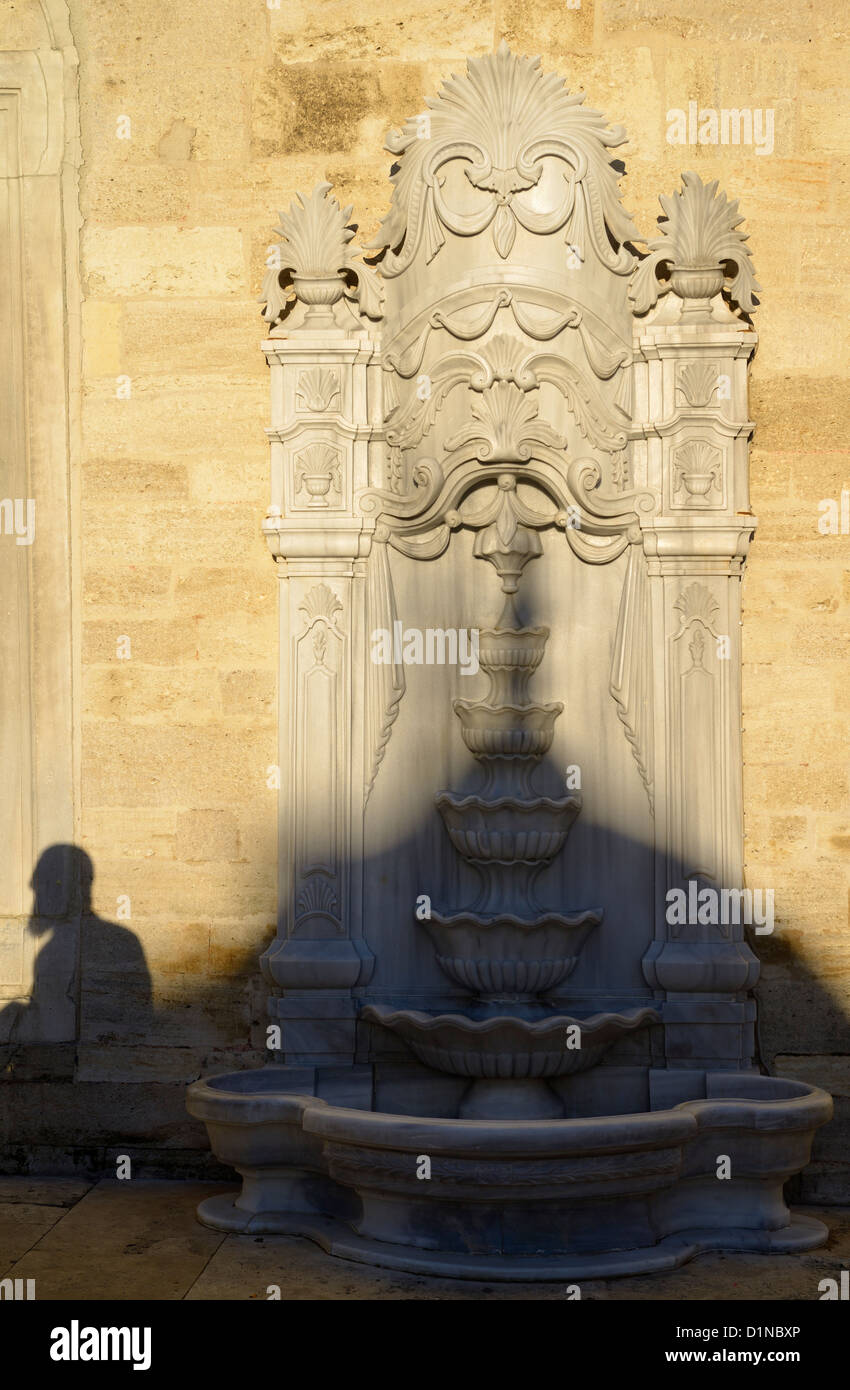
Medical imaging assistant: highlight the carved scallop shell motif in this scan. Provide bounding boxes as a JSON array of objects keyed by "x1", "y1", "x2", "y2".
[
  {"x1": 298, "y1": 583, "x2": 343, "y2": 627},
  {"x1": 296, "y1": 874, "x2": 339, "y2": 926},
  {"x1": 476, "y1": 334, "x2": 537, "y2": 391},
  {"x1": 674, "y1": 581, "x2": 719, "y2": 628},
  {"x1": 677, "y1": 361, "x2": 720, "y2": 408},
  {"x1": 297, "y1": 367, "x2": 340, "y2": 412}
]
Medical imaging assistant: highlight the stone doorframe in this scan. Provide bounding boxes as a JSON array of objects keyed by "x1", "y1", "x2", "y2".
[{"x1": 0, "y1": 0, "x2": 81, "y2": 1042}]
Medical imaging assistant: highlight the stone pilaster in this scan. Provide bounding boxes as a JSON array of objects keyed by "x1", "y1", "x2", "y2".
[
  {"x1": 260, "y1": 330, "x2": 381, "y2": 1065},
  {"x1": 635, "y1": 308, "x2": 760, "y2": 1069}
]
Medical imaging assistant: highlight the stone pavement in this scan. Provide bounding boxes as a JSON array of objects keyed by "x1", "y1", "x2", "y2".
[{"x1": 1, "y1": 1179, "x2": 848, "y2": 1300}]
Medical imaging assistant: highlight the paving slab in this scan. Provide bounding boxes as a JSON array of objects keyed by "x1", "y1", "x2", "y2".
[
  {"x1": 2, "y1": 1180, "x2": 226, "y2": 1300},
  {"x1": 0, "y1": 1178, "x2": 91, "y2": 1207}
]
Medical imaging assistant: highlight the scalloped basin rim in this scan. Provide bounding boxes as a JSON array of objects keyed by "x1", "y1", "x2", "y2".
[
  {"x1": 427, "y1": 909, "x2": 603, "y2": 930},
  {"x1": 452, "y1": 701, "x2": 563, "y2": 717},
  {"x1": 477, "y1": 626, "x2": 549, "y2": 639},
  {"x1": 360, "y1": 1004, "x2": 659, "y2": 1037},
  {"x1": 186, "y1": 1070, "x2": 833, "y2": 1156},
  {"x1": 434, "y1": 793, "x2": 582, "y2": 812}
]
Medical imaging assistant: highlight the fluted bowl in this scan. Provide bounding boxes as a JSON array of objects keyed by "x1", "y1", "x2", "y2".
[
  {"x1": 362, "y1": 1004, "x2": 660, "y2": 1080},
  {"x1": 435, "y1": 793, "x2": 581, "y2": 864},
  {"x1": 425, "y1": 908, "x2": 600, "y2": 997},
  {"x1": 453, "y1": 701, "x2": 562, "y2": 758}
]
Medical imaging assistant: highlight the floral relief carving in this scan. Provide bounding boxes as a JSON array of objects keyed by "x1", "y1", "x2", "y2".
[
  {"x1": 296, "y1": 873, "x2": 340, "y2": 930},
  {"x1": 630, "y1": 170, "x2": 760, "y2": 317},
  {"x1": 673, "y1": 582, "x2": 720, "y2": 632},
  {"x1": 366, "y1": 42, "x2": 640, "y2": 274},
  {"x1": 385, "y1": 333, "x2": 626, "y2": 455},
  {"x1": 260, "y1": 182, "x2": 384, "y2": 326},
  {"x1": 294, "y1": 442, "x2": 343, "y2": 508},
  {"x1": 298, "y1": 582, "x2": 344, "y2": 634},
  {"x1": 672, "y1": 440, "x2": 723, "y2": 505}
]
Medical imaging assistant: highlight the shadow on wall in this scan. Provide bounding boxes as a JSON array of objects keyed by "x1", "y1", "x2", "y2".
[
  {"x1": 0, "y1": 814, "x2": 846, "y2": 1200},
  {"x1": 0, "y1": 840, "x2": 269, "y2": 1179},
  {"x1": 0, "y1": 845, "x2": 152, "y2": 1046}
]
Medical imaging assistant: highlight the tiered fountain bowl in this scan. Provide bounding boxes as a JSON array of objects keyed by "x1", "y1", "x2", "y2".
[
  {"x1": 365, "y1": 616, "x2": 661, "y2": 1118},
  {"x1": 362, "y1": 1003, "x2": 662, "y2": 1118}
]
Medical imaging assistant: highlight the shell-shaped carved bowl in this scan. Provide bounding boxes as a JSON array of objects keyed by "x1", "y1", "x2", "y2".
[
  {"x1": 361, "y1": 1005, "x2": 661, "y2": 1079},
  {"x1": 476, "y1": 627, "x2": 549, "y2": 674},
  {"x1": 435, "y1": 955, "x2": 577, "y2": 996},
  {"x1": 453, "y1": 702, "x2": 562, "y2": 758},
  {"x1": 424, "y1": 908, "x2": 600, "y2": 997},
  {"x1": 435, "y1": 794, "x2": 581, "y2": 864}
]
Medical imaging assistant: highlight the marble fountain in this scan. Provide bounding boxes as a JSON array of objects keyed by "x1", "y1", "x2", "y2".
[{"x1": 187, "y1": 46, "x2": 831, "y2": 1279}]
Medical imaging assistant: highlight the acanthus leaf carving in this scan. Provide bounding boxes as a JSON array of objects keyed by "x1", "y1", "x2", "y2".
[
  {"x1": 444, "y1": 380, "x2": 564, "y2": 462},
  {"x1": 366, "y1": 43, "x2": 640, "y2": 276},
  {"x1": 260, "y1": 181, "x2": 384, "y2": 326},
  {"x1": 630, "y1": 171, "x2": 760, "y2": 317},
  {"x1": 385, "y1": 337, "x2": 627, "y2": 456}
]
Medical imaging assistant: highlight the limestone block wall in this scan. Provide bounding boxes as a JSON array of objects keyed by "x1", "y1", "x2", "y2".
[{"x1": 0, "y1": 0, "x2": 848, "y2": 1193}]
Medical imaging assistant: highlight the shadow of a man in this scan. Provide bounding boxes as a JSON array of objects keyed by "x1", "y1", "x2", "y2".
[{"x1": 0, "y1": 844, "x2": 152, "y2": 1047}]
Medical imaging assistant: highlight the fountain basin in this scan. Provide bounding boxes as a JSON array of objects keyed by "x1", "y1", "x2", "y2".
[
  {"x1": 186, "y1": 1068, "x2": 832, "y2": 1280},
  {"x1": 476, "y1": 626, "x2": 549, "y2": 671}
]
